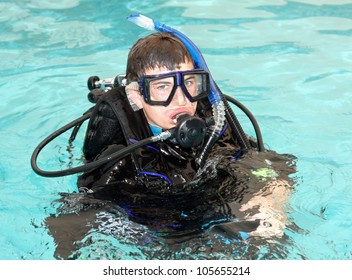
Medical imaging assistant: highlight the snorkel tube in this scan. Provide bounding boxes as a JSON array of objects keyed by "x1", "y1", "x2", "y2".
[{"x1": 127, "y1": 14, "x2": 251, "y2": 168}]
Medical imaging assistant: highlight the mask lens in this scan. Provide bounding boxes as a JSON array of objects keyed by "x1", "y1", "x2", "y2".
[
  {"x1": 183, "y1": 72, "x2": 209, "y2": 99},
  {"x1": 148, "y1": 76, "x2": 175, "y2": 102}
]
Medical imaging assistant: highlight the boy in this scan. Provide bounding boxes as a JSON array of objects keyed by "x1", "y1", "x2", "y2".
[{"x1": 77, "y1": 32, "x2": 295, "y2": 238}]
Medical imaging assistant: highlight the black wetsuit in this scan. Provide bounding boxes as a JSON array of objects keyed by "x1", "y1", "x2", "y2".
[{"x1": 77, "y1": 86, "x2": 242, "y2": 191}]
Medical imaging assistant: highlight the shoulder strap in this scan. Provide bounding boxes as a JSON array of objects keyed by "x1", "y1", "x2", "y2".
[{"x1": 83, "y1": 87, "x2": 152, "y2": 161}]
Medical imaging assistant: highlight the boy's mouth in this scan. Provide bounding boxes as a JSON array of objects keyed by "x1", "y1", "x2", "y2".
[
  {"x1": 170, "y1": 110, "x2": 192, "y2": 124},
  {"x1": 172, "y1": 112, "x2": 190, "y2": 124}
]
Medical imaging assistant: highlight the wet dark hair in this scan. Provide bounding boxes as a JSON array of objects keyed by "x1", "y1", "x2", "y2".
[{"x1": 126, "y1": 32, "x2": 194, "y2": 83}]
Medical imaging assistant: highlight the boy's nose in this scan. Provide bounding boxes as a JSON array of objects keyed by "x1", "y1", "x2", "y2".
[{"x1": 173, "y1": 86, "x2": 187, "y2": 105}]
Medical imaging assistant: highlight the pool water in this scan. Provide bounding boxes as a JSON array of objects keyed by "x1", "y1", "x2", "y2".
[{"x1": 1, "y1": 0, "x2": 351, "y2": 260}]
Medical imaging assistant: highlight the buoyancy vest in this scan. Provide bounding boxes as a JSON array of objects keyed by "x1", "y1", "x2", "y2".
[{"x1": 77, "y1": 86, "x2": 242, "y2": 191}]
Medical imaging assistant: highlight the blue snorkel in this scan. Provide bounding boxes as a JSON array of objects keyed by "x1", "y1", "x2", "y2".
[
  {"x1": 127, "y1": 14, "x2": 250, "y2": 167},
  {"x1": 127, "y1": 14, "x2": 222, "y2": 105}
]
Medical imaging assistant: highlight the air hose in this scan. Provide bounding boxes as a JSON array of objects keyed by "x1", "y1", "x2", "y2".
[
  {"x1": 31, "y1": 93, "x2": 264, "y2": 177},
  {"x1": 223, "y1": 94, "x2": 264, "y2": 152},
  {"x1": 30, "y1": 113, "x2": 172, "y2": 177}
]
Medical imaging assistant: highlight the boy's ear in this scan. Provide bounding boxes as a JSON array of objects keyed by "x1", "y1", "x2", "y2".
[{"x1": 125, "y1": 82, "x2": 143, "y2": 111}]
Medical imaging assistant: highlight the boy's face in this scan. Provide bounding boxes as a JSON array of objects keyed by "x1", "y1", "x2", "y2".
[{"x1": 140, "y1": 61, "x2": 198, "y2": 130}]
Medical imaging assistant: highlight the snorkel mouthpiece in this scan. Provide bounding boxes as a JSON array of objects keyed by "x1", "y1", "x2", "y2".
[{"x1": 127, "y1": 14, "x2": 156, "y2": 31}]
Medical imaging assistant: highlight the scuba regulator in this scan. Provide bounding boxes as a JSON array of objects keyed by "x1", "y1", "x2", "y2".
[{"x1": 86, "y1": 74, "x2": 125, "y2": 103}]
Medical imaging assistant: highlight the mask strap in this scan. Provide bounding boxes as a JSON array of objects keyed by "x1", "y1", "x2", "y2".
[{"x1": 125, "y1": 82, "x2": 141, "y2": 111}]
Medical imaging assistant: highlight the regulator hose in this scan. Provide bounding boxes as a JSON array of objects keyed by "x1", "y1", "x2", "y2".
[
  {"x1": 30, "y1": 113, "x2": 172, "y2": 177},
  {"x1": 223, "y1": 97, "x2": 251, "y2": 151},
  {"x1": 224, "y1": 94, "x2": 265, "y2": 152}
]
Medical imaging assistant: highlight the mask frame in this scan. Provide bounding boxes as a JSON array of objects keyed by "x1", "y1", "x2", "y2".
[{"x1": 138, "y1": 69, "x2": 210, "y2": 106}]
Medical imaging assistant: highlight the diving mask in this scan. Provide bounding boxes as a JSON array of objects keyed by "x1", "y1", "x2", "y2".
[{"x1": 138, "y1": 69, "x2": 210, "y2": 106}]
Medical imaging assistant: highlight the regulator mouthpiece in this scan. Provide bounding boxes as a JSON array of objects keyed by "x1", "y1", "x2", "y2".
[{"x1": 173, "y1": 114, "x2": 207, "y2": 149}]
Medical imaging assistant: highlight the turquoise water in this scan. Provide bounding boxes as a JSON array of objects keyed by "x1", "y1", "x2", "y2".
[{"x1": 1, "y1": 0, "x2": 351, "y2": 260}]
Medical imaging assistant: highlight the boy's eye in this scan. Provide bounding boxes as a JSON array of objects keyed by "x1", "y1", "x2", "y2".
[
  {"x1": 184, "y1": 80, "x2": 194, "y2": 87},
  {"x1": 152, "y1": 82, "x2": 172, "y2": 93},
  {"x1": 156, "y1": 84, "x2": 169, "y2": 91},
  {"x1": 184, "y1": 76, "x2": 195, "y2": 87}
]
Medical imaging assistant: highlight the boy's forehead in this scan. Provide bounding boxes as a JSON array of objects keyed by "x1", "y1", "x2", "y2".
[{"x1": 144, "y1": 61, "x2": 194, "y2": 76}]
